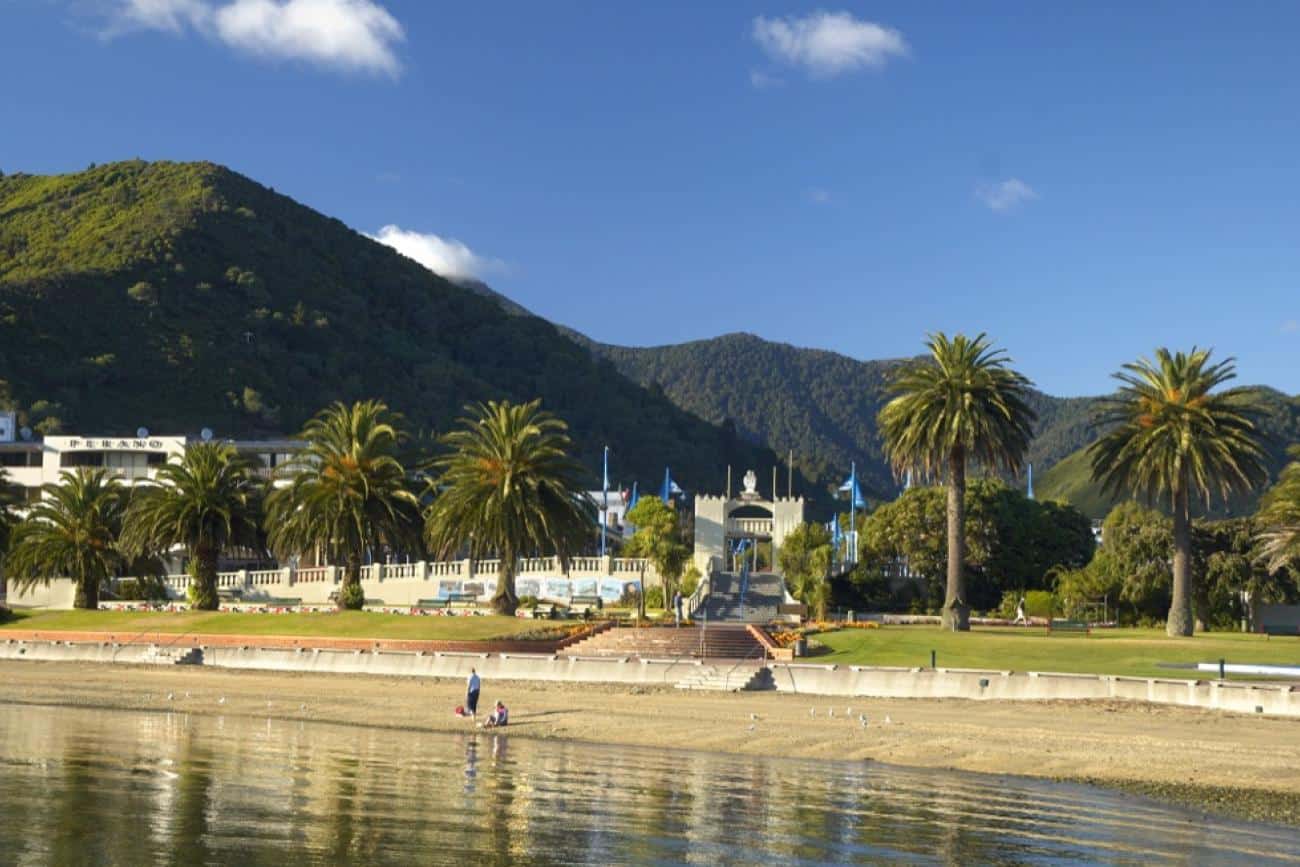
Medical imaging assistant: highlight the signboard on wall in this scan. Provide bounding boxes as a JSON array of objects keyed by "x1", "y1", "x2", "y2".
[{"x1": 0, "y1": 412, "x2": 13, "y2": 443}]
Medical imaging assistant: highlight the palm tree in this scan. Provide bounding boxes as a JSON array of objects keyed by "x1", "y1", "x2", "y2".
[
  {"x1": 424, "y1": 399, "x2": 595, "y2": 615},
  {"x1": 120, "y1": 442, "x2": 264, "y2": 610},
  {"x1": 1258, "y1": 446, "x2": 1300, "y2": 576},
  {"x1": 265, "y1": 401, "x2": 421, "y2": 610},
  {"x1": 1089, "y1": 348, "x2": 1267, "y2": 636},
  {"x1": 6, "y1": 469, "x2": 126, "y2": 609},
  {"x1": 878, "y1": 333, "x2": 1036, "y2": 631}
]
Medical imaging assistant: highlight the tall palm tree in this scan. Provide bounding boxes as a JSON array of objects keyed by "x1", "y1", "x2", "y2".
[
  {"x1": 265, "y1": 401, "x2": 421, "y2": 610},
  {"x1": 424, "y1": 399, "x2": 595, "y2": 615},
  {"x1": 1258, "y1": 446, "x2": 1300, "y2": 576},
  {"x1": 878, "y1": 333, "x2": 1036, "y2": 631},
  {"x1": 6, "y1": 469, "x2": 126, "y2": 609},
  {"x1": 120, "y1": 442, "x2": 264, "y2": 610},
  {"x1": 1089, "y1": 348, "x2": 1267, "y2": 636}
]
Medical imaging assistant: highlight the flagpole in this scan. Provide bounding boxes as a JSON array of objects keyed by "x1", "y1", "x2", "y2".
[{"x1": 849, "y1": 461, "x2": 857, "y2": 565}]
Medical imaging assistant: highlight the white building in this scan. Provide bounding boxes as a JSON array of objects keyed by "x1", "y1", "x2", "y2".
[{"x1": 0, "y1": 420, "x2": 298, "y2": 507}]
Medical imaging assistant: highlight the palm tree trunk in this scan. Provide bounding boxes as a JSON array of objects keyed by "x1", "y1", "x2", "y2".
[
  {"x1": 1167, "y1": 483, "x2": 1194, "y2": 637},
  {"x1": 943, "y1": 448, "x2": 970, "y2": 632},
  {"x1": 191, "y1": 545, "x2": 219, "y2": 611},
  {"x1": 339, "y1": 554, "x2": 364, "y2": 610},
  {"x1": 74, "y1": 569, "x2": 99, "y2": 610},
  {"x1": 493, "y1": 551, "x2": 518, "y2": 615}
]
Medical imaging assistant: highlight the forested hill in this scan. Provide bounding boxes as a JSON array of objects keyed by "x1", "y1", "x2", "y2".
[
  {"x1": 0, "y1": 160, "x2": 790, "y2": 494},
  {"x1": 581, "y1": 332, "x2": 1108, "y2": 499},
  {"x1": 582, "y1": 333, "x2": 1300, "y2": 513}
]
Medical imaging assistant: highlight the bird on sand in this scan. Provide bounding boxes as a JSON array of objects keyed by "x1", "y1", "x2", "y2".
[
  {"x1": 809, "y1": 708, "x2": 815, "y2": 718},
  {"x1": 828, "y1": 708, "x2": 835, "y2": 718},
  {"x1": 750, "y1": 713, "x2": 759, "y2": 721},
  {"x1": 218, "y1": 696, "x2": 226, "y2": 705},
  {"x1": 166, "y1": 692, "x2": 174, "y2": 701},
  {"x1": 747, "y1": 724, "x2": 756, "y2": 732},
  {"x1": 883, "y1": 714, "x2": 892, "y2": 725}
]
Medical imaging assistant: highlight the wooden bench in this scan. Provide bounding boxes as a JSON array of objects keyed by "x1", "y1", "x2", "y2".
[
  {"x1": 217, "y1": 588, "x2": 244, "y2": 601},
  {"x1": 1048, "y1": 619, "x2": 1090, "y2": 635},
  {"x1": 1261, "y1": 623, "x2": 1300, "y2": 638},
  {"x1": 415, "y1": 593, "x2": 478, "y2": 611},
  {"x1": 262, "y1": 597, "x2": 302, "y2": 607}
]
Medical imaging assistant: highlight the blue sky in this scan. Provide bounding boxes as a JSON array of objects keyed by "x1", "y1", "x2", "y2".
[{"x1": 3, "y1": 2, "x2": 1299, "y2": 396}]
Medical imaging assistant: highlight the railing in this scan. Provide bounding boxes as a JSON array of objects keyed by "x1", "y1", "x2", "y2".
[
  {"x1": 727, "y1": 518, "x2": 773, "y2": 536},
  {"x1": 518, "y1": 557, "x2": 556, "y2": 574},
  {"x1": 384, "y1": 562, "x2": 422, "y2": 580},
  {"x1": 248, "y1": 569, "x2": 282, "y2": 586},
  {"x1": 430, "y1": 561, "x2": 464, "y2": 577},
  {"x1": 612, "y1": 558, "x2": 647, "y2": 574},
  {"x1": 569, "y1": 556, "x2": 604, "y2": 573},
  {"x1": 295, "y1": 567, "x2": 330, "y2": 583},
  {"x1": 686, "y1": 571, "x2": 711, "y2": 621},
  {"x1": 478, "y1": 559, "x2": 501, "y2": 576},
  {"x1": 216, "y1": 572, "x2": 242, "y2": 588}
]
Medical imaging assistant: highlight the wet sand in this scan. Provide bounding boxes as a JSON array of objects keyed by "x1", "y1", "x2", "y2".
[{"x1": 3, "y1": 660, "x2": 1298, "y2": 826}]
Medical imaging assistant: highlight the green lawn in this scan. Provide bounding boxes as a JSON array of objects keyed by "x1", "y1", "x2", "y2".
[
  {"x1": 815, "y1": 625, "x2": 1300, "y2": 680},
  {"x1": 0, "y1": 609, "x2": 548, "y2": 641}
]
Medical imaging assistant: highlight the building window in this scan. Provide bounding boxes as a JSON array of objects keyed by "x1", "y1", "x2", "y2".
[
  {"x1": 60, "y1": 451, "x2": 105, "y2": 467},
  {"x1": 146, "y1": 452, "x2": 166, "y2": 466}
]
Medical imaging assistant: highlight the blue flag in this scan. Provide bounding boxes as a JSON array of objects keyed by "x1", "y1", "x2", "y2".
[
  {"x1": 839, "y1": 469, "x2": 866, "y2": 509},
  {"x1": 661, "y1": 467, "x2": 677, "y2": 503}
]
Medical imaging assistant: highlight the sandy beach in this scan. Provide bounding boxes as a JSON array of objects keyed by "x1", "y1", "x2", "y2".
[{"x1": 3, "y1": 659, "x2": 1298, "y2": 826}]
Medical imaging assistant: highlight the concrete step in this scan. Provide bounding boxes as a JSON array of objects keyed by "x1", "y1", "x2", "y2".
[{"x1": 674, "y1": 665, "x2": 774, "y2": 692}]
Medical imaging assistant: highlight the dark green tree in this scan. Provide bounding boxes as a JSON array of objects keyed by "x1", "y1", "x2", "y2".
[
  {"x1": 777, "y1": 522, "x2": 833, "y2": 620},
  {"x1": 424, "y1": 400, "x2": 594, "y2": 615},
  {"x1": 120, "y1": 442, "x2": 264, "y2": 610},
  {"x1": 265, "y1": 401, "x2": 421, "y2": 610},
  {"x1": 6, "y1": 469, "x2": 125, "y2": 609},
  {"x1": 1088, "y1": 348, "x2": 1268, "y2": 636},
  {"x1": 1258, "y1": 446, "x2": 1300, "y2": 577},
  {"x1": 878, "y1": 333, "x2": 1036, "y2": 630}
]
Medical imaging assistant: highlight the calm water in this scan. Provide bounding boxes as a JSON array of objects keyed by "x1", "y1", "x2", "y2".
[{"x1": 0, "y1": 704, "x2": 1297, "y2": 865}]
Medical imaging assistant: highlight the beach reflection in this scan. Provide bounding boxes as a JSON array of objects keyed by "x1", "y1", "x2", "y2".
[{"x1": 0, "y1": 703, "x2": 1296, "y2": 865}]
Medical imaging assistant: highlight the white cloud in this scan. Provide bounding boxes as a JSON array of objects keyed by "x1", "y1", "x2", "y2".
[
  {"x1": 976, "y1": 178, "x2": 1039, "y2": 213},
  {"x1": 806, "y1": 188, "x2": 831, "y2": 204},
  {"x1": 1282, "y1": 319, "x2": 1298, "y2": 334},
  {"x1": 751, "y1": 11, "x2": 907, "y2": 77},
  {"x1": 366, "y1": 225, "x2": 504, "y2": 284},
  {"x1": 104, "y1": 0, "x2": 404, "y2": 76},
  {"x1": 748, "y1": 68, "x2": 783, "y2": 89}
]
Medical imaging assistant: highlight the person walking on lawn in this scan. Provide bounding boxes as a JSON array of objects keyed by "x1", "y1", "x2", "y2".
[{"x1": 466, "y1": 669, "x2": 481, "y2": 719}]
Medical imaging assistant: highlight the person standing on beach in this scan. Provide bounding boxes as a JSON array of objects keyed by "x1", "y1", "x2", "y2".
[{"x1": 466, "y1": 669, "x2": 481, "y2": 719}]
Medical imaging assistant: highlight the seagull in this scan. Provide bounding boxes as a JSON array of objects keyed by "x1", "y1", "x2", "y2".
[
  {"x1": 166, "y1": 692, "x2": 174, "y2": 701},
  {"x1": 883, "y1": 714, "x2": 892, "y2": 725},
  {"x1": 828, "y1": 708, "x2": 835, "y2": 719},
  {"x1": 218, "y1": 697, "x2": 226, "y2": 705},
  {"x1": 747, "y1": 724, "x2": 756, "y2": 732},
  {"x1": 858, "y1": 713, "x2": 867, "y2": 724},
  {"x1": 184, "y1": 691, "x2": 191, "y2": 699},
  {"x1": 300, "y1": 703, "x2": 307, "y2": 711},
  {"x1": 750, "y1": 713, "x2": 759, "y2": 721},
  {"x1": 846, "y1": 707, "x2": 852, "y2": 716},
  {"x1": 809, "y1": 708, "x2": 815, "y2": 718},
  {"x1": 861, "y1": 717, "x2": 868, "y2": 728}
]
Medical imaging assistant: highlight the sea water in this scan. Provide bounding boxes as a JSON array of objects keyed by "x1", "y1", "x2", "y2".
[{"x1": 0, "y1": 703, "x2": 1296, "y2": 865}]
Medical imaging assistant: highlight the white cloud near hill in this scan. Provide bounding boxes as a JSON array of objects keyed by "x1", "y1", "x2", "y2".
[
  {"x1": 366, "y1": 225, "x2": 504, "y2": 284},
  {"x1": 105, "y1": 0, "x2": 405, "y2": 76},
  {"x1": 752, "y1": 11, "x2": 908, "y2": 78},
  {"x1": 976, "y1": 178, "x2": 1039, "y2": 213}
]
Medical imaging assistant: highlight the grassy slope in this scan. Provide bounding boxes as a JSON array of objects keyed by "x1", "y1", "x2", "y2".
[
  {"x1": 0, "y1": 160, "x2": 784, "y2": 492},
  {"x1": 816, "y1": 625, "x2": 1300, "y2": 679},
  {"x1": 0, "y1": 609, "x2": 544, "y2": 640}
]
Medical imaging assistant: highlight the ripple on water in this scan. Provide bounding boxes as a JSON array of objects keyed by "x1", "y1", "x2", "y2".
[{"x1": 0, "y1": 704, "x2": 1296, "y2": 866}]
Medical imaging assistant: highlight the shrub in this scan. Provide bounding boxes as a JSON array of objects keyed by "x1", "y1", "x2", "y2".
[
  {"x1": 338, "y1": 581, "x2": 365, "y2": 610},
  {"x1": 519, "y1": 595, "x2": 540, "y2": 609},
  {"x1": 680, "y1": 566, "x2": 701, "y2": 597},
  {"x1": 116, "y1": 575, "x2": 170, "y2": 601},
  {"x1": 644, "y1": 586, "x2": 665, "y2": 610}
]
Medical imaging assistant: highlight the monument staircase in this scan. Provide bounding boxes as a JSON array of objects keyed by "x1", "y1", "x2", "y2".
[
  {"x1": 695, "y1": 571, "x2": 786, "y2": 623},
  {"x1": 558, "y1": 623, "x2": 767, "y2": 660}
]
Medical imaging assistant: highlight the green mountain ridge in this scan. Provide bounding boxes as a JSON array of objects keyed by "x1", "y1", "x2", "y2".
[
  {"x1": 3, "y1": 159, "x2": 1296, "y2": 518},
  {"x1": 0, "y1": 160, "x2": 790, "y2": 496}
]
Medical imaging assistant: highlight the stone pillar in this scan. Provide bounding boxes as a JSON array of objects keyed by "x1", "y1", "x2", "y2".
[
  {"x1": 239, "y1": 569, "x2": 250, "y2": 591},
  {"x1": 602, "y1": 554, "x2": 614, "y2": 576}
]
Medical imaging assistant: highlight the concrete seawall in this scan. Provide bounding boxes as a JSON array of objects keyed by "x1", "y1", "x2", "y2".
[{"x1": 2, "y1": 639, "x2": 1296, "y2": 717}]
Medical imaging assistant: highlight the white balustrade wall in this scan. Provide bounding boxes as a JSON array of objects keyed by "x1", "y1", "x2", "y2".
[{"x1": 14, "y1": 556, "x2": 662, "y2": 609}]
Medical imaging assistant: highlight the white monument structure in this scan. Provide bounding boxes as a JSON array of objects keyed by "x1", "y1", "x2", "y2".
[{"x1": 692, "y1": 468, "x2": 804, "y2": 575}]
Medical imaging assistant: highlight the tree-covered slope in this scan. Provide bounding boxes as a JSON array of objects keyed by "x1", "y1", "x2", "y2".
[
  {"x1": 0, "y1": 160, "x2": 786, "y2": 494},
  {"x1": 583, "y1": 333, "x2": 1298, "y2": 513}
]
